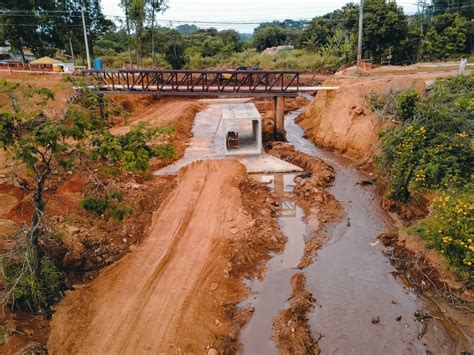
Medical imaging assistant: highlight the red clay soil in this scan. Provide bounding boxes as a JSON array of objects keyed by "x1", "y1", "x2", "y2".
[
  {"x1": 47, "y1": 160, "x2": 286, "y2": 354},
  {"x1": 273, "y1": 273, "x2": 320, "y2": 355},
  {"x1": 0, "y1": 74, "x2": 72, "y2": 119},
  {"x1": 0, "y1": 92, "x2": 205, "y2": 353}
]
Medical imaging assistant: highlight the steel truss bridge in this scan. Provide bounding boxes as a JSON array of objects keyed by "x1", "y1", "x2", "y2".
[{"x1": 83, "y1": 69, "x2": 303, "y2": 97}]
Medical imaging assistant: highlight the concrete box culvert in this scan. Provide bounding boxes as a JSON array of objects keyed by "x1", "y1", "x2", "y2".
[{"x1": 222, "y1": 103, "x2": 263, "y2": 156}]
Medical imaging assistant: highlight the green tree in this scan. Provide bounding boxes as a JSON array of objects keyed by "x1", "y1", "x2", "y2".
[
  {"x1": 299, "y1": 17, "x2": 333, "y2": 49},
  {"x1": 218, "y1": 29, "x2": 244, "y2": 53},
  {"x1": 361, "y1": 0, "x2": 409, "y2": 63},
  {"x1": 422, "y1": 13, "x2": 473, "y2": 59},
  {"x1": 252, "y1": 26, "x2": 288, "y2": 52},
  {"x1": 120, "y1": 0, "x2": 134, "y2": 65},
  {"x1": 0, "y1": 0, "x2": 111, "y2": 64},
  {"x1": 129, "y1": 0, "x2": 147, "y2": 67},
  {"x1": 0, "y1": 81, "x2": 90, "y2": 309},
  {"x1": 432, "y1": 0, "x2": 474, "y2": 18},
  {"x1": 148, "y1": 0, "x2": 169, "y2": 66},
  {"x1": 0, "y1": 0, "x2": 50, "y2": 61},
  {"x1": 163, "y1": 30, "x2": 186, "y2": 69}
]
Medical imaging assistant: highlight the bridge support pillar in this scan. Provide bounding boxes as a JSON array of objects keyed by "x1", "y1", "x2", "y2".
[{"x1": 274, "y1": 96, "x2": 285, "y2": 140}]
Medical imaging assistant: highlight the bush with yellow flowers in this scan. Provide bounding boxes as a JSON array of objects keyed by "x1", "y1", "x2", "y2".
[
  {"x1": 412, "y1": 185, "x2": 474, "y2": 277},
  {"x1": 377, "y1": 75, "x2": 474, "y2": 282},
  {"x1": 377, "y1": 74, "x2": 473, "y2": 202}
]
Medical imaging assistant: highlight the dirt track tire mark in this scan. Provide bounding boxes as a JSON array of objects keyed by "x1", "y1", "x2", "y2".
[{"x1": 48, "y1": 160, "x2": 248, "y2": 354}]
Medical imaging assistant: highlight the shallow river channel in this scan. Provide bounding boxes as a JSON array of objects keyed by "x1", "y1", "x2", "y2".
[
  {"x1": 157, "y1": 101, "x2": 470, "y2": 354},
  {"x1": 240, "y1": 110, "x2": 468, "y2": 354}
]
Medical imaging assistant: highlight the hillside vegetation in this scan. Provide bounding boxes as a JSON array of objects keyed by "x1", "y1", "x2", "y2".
[{"x1": 376, "y1": 75, "x2": 473, "y2": 279}]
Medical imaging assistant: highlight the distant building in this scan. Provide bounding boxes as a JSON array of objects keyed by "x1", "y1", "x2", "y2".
[
  {"x1": 0, "y1": 44, "x2": 36, "y2": 63},
  {"x1": 262, "y1": 45, "x2": 295, "y2": 55}
]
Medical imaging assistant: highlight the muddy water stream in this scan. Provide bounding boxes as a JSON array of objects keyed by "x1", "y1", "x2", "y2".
[
  {"x1": 240, "y1": 174, "x2": 311, "y2": 354},
  {"x1": 240, "y1": 110, "x2": 466, "y2": 354},
  {"x1": 288, "y1": 110, "x2": 465, "y2": 353}
]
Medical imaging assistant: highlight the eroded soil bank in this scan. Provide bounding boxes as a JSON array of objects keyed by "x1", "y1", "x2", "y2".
[{"x1": 297, "y1": 65, "x2": 461, "y2": 164}]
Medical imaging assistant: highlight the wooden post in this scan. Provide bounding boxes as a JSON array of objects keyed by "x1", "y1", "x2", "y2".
[{"x1": 274, "y1": 96, "x2": 285, "y2": 140}]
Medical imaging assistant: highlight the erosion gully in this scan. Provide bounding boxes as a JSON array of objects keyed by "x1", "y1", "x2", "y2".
[{"x1": 241, "y1": 110, "x2": 469, "y2": 354}]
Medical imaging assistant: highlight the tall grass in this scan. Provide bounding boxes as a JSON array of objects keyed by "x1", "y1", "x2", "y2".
[
  {"x1": 184, "y1": 49, "x2": 342, "y2": 71},
  {"x1": 97, "y1": 49, "x2": 343, "y2": 72}
]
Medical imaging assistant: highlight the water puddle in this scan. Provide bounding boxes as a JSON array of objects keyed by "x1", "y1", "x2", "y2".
[{"x1": 240, "y1": 173, "x2": 312, "y2": 354}]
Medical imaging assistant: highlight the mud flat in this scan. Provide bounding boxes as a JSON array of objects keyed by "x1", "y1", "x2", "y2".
[{"x1": 237, "y1": 109, "x2": 470, "y2": 354}]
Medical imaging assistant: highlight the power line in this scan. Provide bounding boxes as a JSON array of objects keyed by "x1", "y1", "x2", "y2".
[{"x1": 1, "y1": 6, "x2": 472, "y2": 27}]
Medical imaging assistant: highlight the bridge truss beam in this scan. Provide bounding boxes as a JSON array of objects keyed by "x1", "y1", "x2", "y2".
[{"x1": 83, "y1": 69, "x2": 300, "y2": 97}]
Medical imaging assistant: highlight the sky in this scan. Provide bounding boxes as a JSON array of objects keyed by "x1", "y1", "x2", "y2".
[{"x1": 101, "y1": 0, "x2": 419, "y2": 32}]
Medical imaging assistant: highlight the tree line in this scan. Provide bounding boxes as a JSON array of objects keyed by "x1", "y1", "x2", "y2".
[{"x1": 1, "y1": 0, "x2": 472, "y2": 69}]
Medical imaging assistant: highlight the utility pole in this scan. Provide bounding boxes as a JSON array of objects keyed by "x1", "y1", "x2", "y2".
[
  {"x1": 69, "y1": 36, "x2": 76, "y2": 66},
  {"x1": 357, "y1": 0, "x2": 364, "y2": 63},
  {"x1": 81, "y1": 0, "x2": 92, "y2": 69}
]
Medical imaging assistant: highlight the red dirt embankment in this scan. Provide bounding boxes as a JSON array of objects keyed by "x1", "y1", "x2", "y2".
[
  {"x1": 297, "y1": 67, "x2": 459, "y2": 164},
  {"x1": 297, "y1": 75, "x2": 425, "y2": 164},
  {"x1": 48, "y1": 159, "x2": 285, "y2": 353}
]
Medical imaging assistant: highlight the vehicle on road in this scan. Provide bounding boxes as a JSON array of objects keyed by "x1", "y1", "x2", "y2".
[{"x1": 219, "y1": 66, "x2": 262, "y2": 82}]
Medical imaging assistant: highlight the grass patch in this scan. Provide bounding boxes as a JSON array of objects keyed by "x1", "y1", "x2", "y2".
[
  {"x1": 1, "y1": 230, "x2": 65, "y2": 311},
  {"x1": 81, "y1": 189, "x2": 133, "y2": 221}
]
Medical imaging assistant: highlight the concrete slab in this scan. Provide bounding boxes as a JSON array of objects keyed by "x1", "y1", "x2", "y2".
[
  {"x1": 238, "y1": 154, "x2": 303, "y2": 174},
  {"x1": 155, "y1": 99, "x2": 303, "y2": 176},
  {"x1": 223, "y1": 103, "x2": 262, "y2": 156}
]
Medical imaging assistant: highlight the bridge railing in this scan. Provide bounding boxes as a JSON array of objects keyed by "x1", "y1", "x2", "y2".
[{"x1": 82, "y1": 69, "x2": 300, "y2": 96}]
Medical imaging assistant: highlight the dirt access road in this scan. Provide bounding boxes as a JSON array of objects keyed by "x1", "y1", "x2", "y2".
[{"x1": 48, "y1": 160, "x2": 250, "y2": 353}]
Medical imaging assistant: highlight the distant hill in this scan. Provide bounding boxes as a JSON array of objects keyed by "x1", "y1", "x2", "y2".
[{"x1": 176, "y1": 24, "x2": 199, "y2": 34}]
